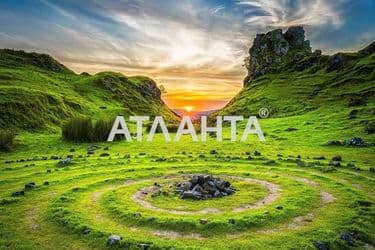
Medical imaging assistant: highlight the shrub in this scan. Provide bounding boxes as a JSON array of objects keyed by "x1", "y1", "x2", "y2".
[
  {"x1": 0, "y1": 130, "x2": 15, "y2": 151},
  {"x1": 62, "y1": 117, "x2": 93, "y2": 142},
  {"x1": 62, "y1": 117, "x2": 114, "y2": 142},
  {"x1": 92, "y1": 118, "x2": 114, "y2": 142}
]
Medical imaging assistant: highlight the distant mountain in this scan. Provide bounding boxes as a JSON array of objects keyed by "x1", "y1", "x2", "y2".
[
  {"x1": 214, "y1": 26, "x2": 374, "y2": 134},
  {"x1": 0, "y1": 49, "x2": 178, "y2": 130}
]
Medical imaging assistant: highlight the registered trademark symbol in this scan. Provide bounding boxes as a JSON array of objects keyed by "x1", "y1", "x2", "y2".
[{"x1": 258, "y1": 108, "x2": 269, "y2": 118}]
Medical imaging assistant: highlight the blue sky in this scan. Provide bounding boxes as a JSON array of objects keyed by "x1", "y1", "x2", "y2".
[{"x1": 0, "y1": 0, "x2": 374, "y2": 110}]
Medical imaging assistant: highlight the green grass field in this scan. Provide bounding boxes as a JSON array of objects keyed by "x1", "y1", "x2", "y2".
[
  {"x1": 0, "y1": 46, "x2": 374, "y2": 249},
  {"x1": 0, "y1": 114, "x2": 374, "y2": 249}
]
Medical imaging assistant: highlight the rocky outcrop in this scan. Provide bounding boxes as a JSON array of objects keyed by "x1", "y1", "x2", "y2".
[
  {"x1": 176, "y1": 175, "x2": 235, "y2": 199},
  {"x1": 244, "y1": 26, "x2": 312, "y2": 86},
  {"x1": 359, "y1": 41, "x2": 375, "y2": 55},
  {"x1": 244, "y1": 26, "x2": 375, "y2": 87}
]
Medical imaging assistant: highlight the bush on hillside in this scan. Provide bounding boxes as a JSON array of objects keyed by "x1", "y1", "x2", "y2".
[
  {"x1": 92, "y1": 118, "x2": 114, "y2": 142},
  {"x1": 0, "y1": 130, "x2": 15, "y2": 151},
  {"x1": 62, "y1": 117, "x2": 114, "y2": 142},
  {"x1": 62, "y1": 117, "x2": 93, "y2": 142}
]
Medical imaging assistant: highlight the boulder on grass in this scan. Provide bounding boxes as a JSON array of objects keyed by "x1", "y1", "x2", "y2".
[{"x1": 107, "y1": 235, "x2": 121, "y2": 246}]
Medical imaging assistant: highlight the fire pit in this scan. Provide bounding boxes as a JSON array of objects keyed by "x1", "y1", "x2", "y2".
[{"x1": 176, "y1": 175, "x2": 235, "y2": 199}]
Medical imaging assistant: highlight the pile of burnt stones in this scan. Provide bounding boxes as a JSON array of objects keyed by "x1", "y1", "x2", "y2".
[{"x1": 176, "y1": 175, "x2": 235, "y2": 199}]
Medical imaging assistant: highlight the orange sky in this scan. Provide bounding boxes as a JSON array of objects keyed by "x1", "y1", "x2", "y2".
[
  {"x1": 2, "y1": 0, "x2": 373, "y2": 112},
  {"x1": 64, "y1": 58, "x2": 246, "y2": 112}
]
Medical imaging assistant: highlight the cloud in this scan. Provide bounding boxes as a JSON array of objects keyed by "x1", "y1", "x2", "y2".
[
  {"x1": 210, "y1": 5, "x2": 225, "y2": 15},
  {"x1": 237, "y1": 0, "x2": 344, "y2": 28},
  {"x1": 1, "y1": 0, "x2": 373, "y2": 110}
]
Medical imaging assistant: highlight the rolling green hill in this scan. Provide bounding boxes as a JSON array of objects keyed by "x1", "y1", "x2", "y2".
[
  {"x1": 215, "y1": 27, "x2": 375, "y2": 137},
  {"x1": 0, "y1": 49, "x2": 177, "y2": 130}
]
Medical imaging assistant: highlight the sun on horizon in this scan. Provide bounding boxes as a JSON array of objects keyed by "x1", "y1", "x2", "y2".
[{"x1": 184, "y1": 106, "x2": 193, "y2": 113}]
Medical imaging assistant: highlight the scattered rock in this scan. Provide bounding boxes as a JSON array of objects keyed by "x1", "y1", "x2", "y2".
[
  {"x1": 228, "y1": 219, "x2": 235, "y2": 224},
  {"x1": 329, "y1": 161, "x2": 341, "y2": 167},
  {"x1": 313, "y1": 156, "x2": 325, "y2": 160},
  {"x1": 82, "y1": 228, "x2": 91, "y2": 235},
  {"x1": 210, "y1": 149, "x2": 218, "y2": 155},
  {"x1": 370, "y1": 167, "x2": 375, "y2": 173},
  {"x1": 25, "y1": 182, "x2": 36, "y2": 189},
  {"x1": 297, "y1": 159, "x2": 305, "y2": 167},
  {"x1": 347, "y1": 162, "x2": 355, "y2": 168},
  {"x1": 313, "y1": 241, "x2": 329, "y2": 250},
  {"x1": 176, "y1": 175, "x2": 235, "y2": 200},
  {"x1": 327, "y1": 140, "x2": 341, "y2": 146},
  {"x1": 254, "y1": 150, "x2": 261, "y2": 156},
  {"x1": 331, "y1": 155, "x2": 342, "y2": 161},
  {"x1": 340, "y1": 232, "x2": 355, "y2": 246},
  {"x1": 12, "y1": 191, "x2": 25, "y2": 197},
  {"x1": 87, "y1": 149, "x2": 95, "y2": 155},
  {"x1": 264, "y1": 160, "x2": 276, "y2": 165},
  {"x1": 199, "y1": 219, "x2": 208, "y2": 225},
  {"x1": 59, "y1": 157, "x2": 72, "y2": 165},
  {"x1": 343, "y1": 137, "x2": 364, "y2": 146},
  {"x1": 107, "y1": 235, "x2": 121, "y2": 246},
  {"x1": 139, "y1": 243, "x2": 151, "y2": 250}
]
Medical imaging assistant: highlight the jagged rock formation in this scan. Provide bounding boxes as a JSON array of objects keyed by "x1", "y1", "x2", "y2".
[
  {"x1": 213, "y1": 26, "x2": 374, "y2": 126},
  {"x1": 243, "y1": 26, "x2": 375, "y2": 87},
  {"x1": 244, "y1": 26, "x2": 312, "y2": 86}
]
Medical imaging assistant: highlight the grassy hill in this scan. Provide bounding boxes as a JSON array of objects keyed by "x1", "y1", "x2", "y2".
[
  {"x1": 0, "y1": 49, "x2": 177, "y2": 130},
  {"x1": 215, "y1": 27, "x2": 375, "y2": 140},
  {"x1": 0, "y1": 28, "x2": 374, "y2": 250}
]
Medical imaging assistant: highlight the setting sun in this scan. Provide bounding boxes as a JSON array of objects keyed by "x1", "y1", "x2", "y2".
[{"x1": 184, "y1": 106, "x2": 193, "y2": 112}]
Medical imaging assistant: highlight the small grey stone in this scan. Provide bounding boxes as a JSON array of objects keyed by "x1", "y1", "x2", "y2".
[{"x1": 107, "y1": 235, "x2": 121, "y2": 246}]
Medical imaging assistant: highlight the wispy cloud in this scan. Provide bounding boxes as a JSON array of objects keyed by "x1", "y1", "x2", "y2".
[
  {"x1": 237, "y1": 0, "x2": 344, "y2": 28},
  {"x1": 0, "y1": 0, "x2": 374, "y2": 110}
]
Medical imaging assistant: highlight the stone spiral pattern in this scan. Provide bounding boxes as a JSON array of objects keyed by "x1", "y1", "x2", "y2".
[{"x1": 0, "y1": 155, "x2": 374, "y2": 249}]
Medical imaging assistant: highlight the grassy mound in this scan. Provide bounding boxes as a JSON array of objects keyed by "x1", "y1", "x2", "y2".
[{"x1": 0, "y1": 49, "x2": 177, "y2": 130}]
